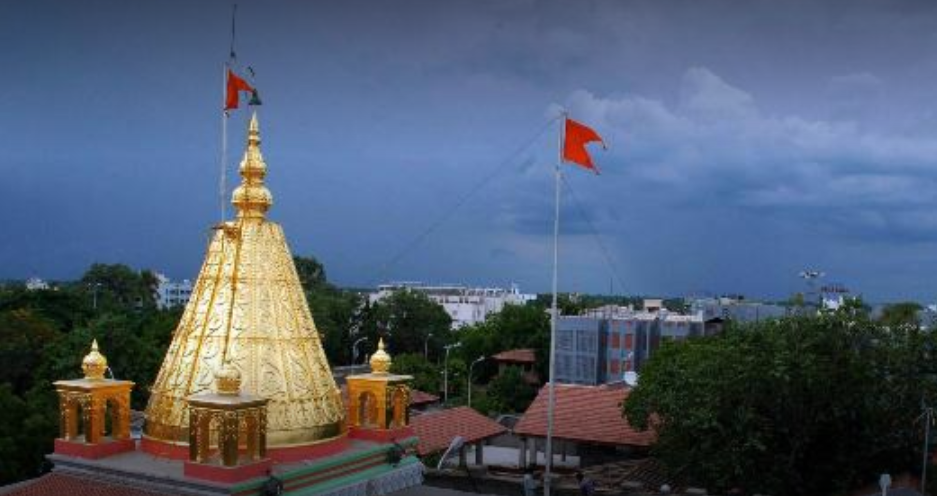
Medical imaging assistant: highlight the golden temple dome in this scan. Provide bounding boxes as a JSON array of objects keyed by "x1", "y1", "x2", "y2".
[
  {"x1": 81, "y1": 339, "x2": 107, "y2": 380},
  {"x1": 214, "y1": 361, "x2": 242, "y2": 395},
  {"x1": 144, "y1": 113, "x2": 346, "y2": 447},
  {"x1": 369, "y1": 338, "x2": 392, "y2": 375}
]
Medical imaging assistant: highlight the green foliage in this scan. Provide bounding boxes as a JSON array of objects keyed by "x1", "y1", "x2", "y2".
[
  {"x1": 457, "y1": 303, "x2": 549, "y2": 382},
  {"x1": 0, "y1": 309, "x2": 59, "y2": 395},
  {"x1": 486, "y1": 366, "x2": 536, "y2": 414},
  {"x1": 390, "y1": 353, "x2": 440, "y2": 394},
  {"x1": 80, "y1": 263, "x2": 157, "y2": 310},
  {"x1": 293, "y1": 255, "x2": 328, "y2": 292},
  {"x1": 623, "y1": 309, "x2": 936, "y2": 495},
  {"x1": 878, "y1": 301, "x2": 923, "y2": 328},
  {"x1": 362, "y1": 289, "x2": 453, "y2": 359}
]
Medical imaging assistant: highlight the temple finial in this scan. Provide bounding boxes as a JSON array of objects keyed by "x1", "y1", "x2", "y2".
[
  {"x1": 369, "y1": 337, "x2": 392, "y2": 375},
  {"x1": 231, "y1": 112, "x2": 272, "y2": 219},
  {"x1": 82, "y1": 339, "x2": 108, "y2": 380}
]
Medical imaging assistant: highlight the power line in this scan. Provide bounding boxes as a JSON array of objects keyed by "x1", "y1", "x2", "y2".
[{"x1": 373, "y1": 116, "x2": 561, "y2": 282}]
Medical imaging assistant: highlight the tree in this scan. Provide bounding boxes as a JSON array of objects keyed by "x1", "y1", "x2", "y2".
[
  {"x1": 486, "y1": 366, "x2": 536, "y2": 413},
  {"x1": 293, "y1": 255, "x2": 328, "y2": 293},
  {"x1": 80, "y1": 263, "x2": 156, "y2": 310},
  {"x1": 0, "y1": 309, "x2": 60, "y2": 395},
  {"x1": 363, "y1": 290, "x2": 452, "y2": 358},
  {"x1": 878, "y1": 301, "x2": 923, "y2": 328},
  {"x1": 390, "y1": 353, "x2": 440, "y2": 394},
  {"x1": 457, "y1": 303, "x2": 549, "y2": 383},
  {"x1": 623, "y1": 309, "x2": 936, "y2": 495}
]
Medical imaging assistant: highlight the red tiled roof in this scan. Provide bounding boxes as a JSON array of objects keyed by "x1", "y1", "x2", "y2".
[
  {"x1": 5, "y1": 473, "x2": 159, "y2": 496},
  {"x1": 513, "y1": 383, "x2": 654, "y2": 447},
  {"x1": 409, "y1": 389, "x2": 440, "y2": 406},
  {"x1": 492, "y1": 348, "x2": 536, "y2": 363},
  {"x1": 411, "y1": 407, "x2": 507, "y2": 456}
]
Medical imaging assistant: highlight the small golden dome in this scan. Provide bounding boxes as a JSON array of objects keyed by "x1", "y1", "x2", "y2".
[
  {"x1": 215, "y1": 361, "x2": 242, "y2": 395},
  {"x1": 369, "y1": 338, "x2": 392, "y2": 375},
  {"x1": 82, "y1": 339, "x2": 108, "y2": 380}
]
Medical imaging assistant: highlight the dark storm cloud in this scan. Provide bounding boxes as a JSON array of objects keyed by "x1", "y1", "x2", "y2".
[{"x1": 0, "y1": 0, "x2": 933, "y2": 302}]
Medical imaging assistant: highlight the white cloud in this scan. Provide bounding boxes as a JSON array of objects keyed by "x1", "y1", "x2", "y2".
[{"x1": 562, "y1": 67, "x2": 935, "y2": 220}]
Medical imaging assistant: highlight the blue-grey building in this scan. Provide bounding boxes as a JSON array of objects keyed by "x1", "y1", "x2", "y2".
[{"x1": 555, "y1": 307, "x2": 704, "y2": 386}]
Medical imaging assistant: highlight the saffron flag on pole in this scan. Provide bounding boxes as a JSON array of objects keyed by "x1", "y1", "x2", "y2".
[
  {"x1": 562, "y1": 117, "x2": 606, "y2": 173},
  {"x1": 225, "y1": 69, "x2": 260, "y2": 111}
]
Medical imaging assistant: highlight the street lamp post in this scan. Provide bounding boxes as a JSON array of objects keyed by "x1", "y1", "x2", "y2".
[
  {"x1": 443, "y1": 342, "x2": 461, "y2": 404},
  {"x1": 467, "y1": 356, "x2": 485, "y2": 408},
  {"x1": 424, "y1": 333, "x2": 434, "y2": 360},
  {"x1": 88, "y1": 282, "x2": 102, "y2": 310},
  {"x1": 351, "y1": 337, "x2": 368, "y2": 366}
]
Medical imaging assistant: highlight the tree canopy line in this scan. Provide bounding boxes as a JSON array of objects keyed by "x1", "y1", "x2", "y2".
[
  {"x1": 0, "y1": 256, "x2": 933, "y2": 493},
  {"x1": 0, "y1": 256, "x2": 548, "y2": 485},
  {"x1": 624, "y1": 300, "x2": 936, "y2": 495}
]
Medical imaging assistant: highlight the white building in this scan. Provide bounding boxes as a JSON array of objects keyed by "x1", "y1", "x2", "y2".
[
  {"x1": 25, "y1": 277, "x2": 50, "y2": 291},
  {"x1": 155, "y1": 273, "x2": 193, "y2": 310},
  {"x1": 369, "y1": 282, "x2": 537, "y2": 329}
]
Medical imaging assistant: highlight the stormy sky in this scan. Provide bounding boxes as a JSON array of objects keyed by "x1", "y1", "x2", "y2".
[{"x1": 1, "y1": 1, "x2": 934, "y2": 302}]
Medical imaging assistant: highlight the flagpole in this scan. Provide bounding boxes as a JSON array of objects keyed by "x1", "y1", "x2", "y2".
[
  {"x1": 545, "y1": 111, "x2": 564, "y2": 496},
  {"x1": 220, "y1": 63, "x2": 228, "y2": 223}
]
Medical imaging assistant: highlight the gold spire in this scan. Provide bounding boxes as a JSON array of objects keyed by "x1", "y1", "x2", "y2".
[
  {"x1": 144, "y1": 115, "x2": 345, "y2": 447},
  {"x1": 81, "y1": 339, "x2": 107, "y2": 380},
  {"x1": 369, "y1": 338, "x2": 392, "y2": 375},
  {"x1": 231, "y1": 112, "x2": 273, "y2": 220},
  {"x1": 214, "y1": 361, "x2": 242, "y2": 396}
]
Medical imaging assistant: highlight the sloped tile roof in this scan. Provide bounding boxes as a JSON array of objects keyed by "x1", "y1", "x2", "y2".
[
  {"x1": 411, "y1": 407, "x2": 507, "y2": 456},
  {"x1": 4, "y1": 473, "x2": 159, "y2": 495},
  {"x1": 513, "y1": 383, "x2": 653, "y2": 447},
  {"x1": 492, "y1": 348, "x2": 536, "y2": 363},
  {"x1": 409, "y1": 389, "x2": 440, "y2": 406}
]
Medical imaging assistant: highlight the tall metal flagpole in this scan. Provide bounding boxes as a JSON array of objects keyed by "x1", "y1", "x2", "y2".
[
  {"x1": 220, "y1": 64, "x2": 228, "y2": 223},
  {"x1": 545, "y1": 111, "x2": 565, "y2": 496}
]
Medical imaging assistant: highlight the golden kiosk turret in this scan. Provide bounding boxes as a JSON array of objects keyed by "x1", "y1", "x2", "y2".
[
  {"x1": 143, "y1": 114, "x2": 345, "y2": 453},
  {"x1": 346, "y1": 338, "x2": 414, "y2": 441}
]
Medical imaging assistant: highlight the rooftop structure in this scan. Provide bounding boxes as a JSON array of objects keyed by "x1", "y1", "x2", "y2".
[
  {"x1": 370, "y1": 282, "x2": 536, "y2": 329},
  {"x1": 411, "y1": 406, "x2": 507, "y2": 457},
  {"x1": 153, "y1": 273, "x2": 192, "y2": 310},
  {"x1": 144, "y1": 114, "x2": 345, "y2": 449}
]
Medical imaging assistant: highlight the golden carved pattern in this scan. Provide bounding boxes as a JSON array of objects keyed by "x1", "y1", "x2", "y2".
[
  {"x1": 187, "y1": 404, "x2": 267, "y2": 466},
  {"x1": 144, "y1": 115, "x2": 345, "y2": 446}
]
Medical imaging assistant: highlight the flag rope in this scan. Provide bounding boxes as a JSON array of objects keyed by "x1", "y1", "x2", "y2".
[
  {"x1": 373, "y1": 115, "x2": 562, "y2": 283},
  {"x1": 559, "y1": 173, "x2": 629, "y2": 295}
]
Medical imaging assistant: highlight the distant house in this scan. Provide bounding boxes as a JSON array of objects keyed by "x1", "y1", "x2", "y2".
[
  {"x1": 492, "y1": 348, "x2": 539, "y2": 385},
  {"x1": 513, "y1": 383, "x2": 653, "y2": 467},
  {"x1": 25, "y1": 277, "x2": 49, "y2": 291},
  {"x1": 409, "y1": 389, "x2": 441, "y2": 412},
  {"x1": 411, "y1": 406, "x2": 507, "y2": 466}
]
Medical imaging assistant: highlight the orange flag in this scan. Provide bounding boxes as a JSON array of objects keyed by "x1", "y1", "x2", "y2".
[
  {"x1": 225, "y1": 69, "x2": 254, "y2": 111},
  {"x1": 562, "y1": 118, "x2": 606, "y2": 173}
]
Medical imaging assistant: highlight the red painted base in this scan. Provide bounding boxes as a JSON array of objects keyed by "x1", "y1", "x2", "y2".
[
  {"x1": 267, "y1": 437, "x2": 349, "y2": 463},
  {"x1": 184, "y1": 458, "x2": 272, "y2": 484},
  {"x1": 54, "y1": 438, "x2": 135, "y2": 460},
  {"x1": 141, "y1": 435, "x2": 350, "y2": 463},
  {"x1": 140, "y1": 436, "x2": 189, "y2": 459},
  {"x1": 348, "y1": 426, "x2": 414, "y2": 443}
]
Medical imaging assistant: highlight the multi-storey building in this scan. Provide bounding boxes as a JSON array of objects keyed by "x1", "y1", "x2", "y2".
[
  {"x1": 556, "y1": 302, "x2": 705, "y2": 386},
  {"x1": 154, "y1": 273, "x2": 193, "y2": 310},
  {"x1": 369, "y1": 282, "x2": 536, "y2": 329}
]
